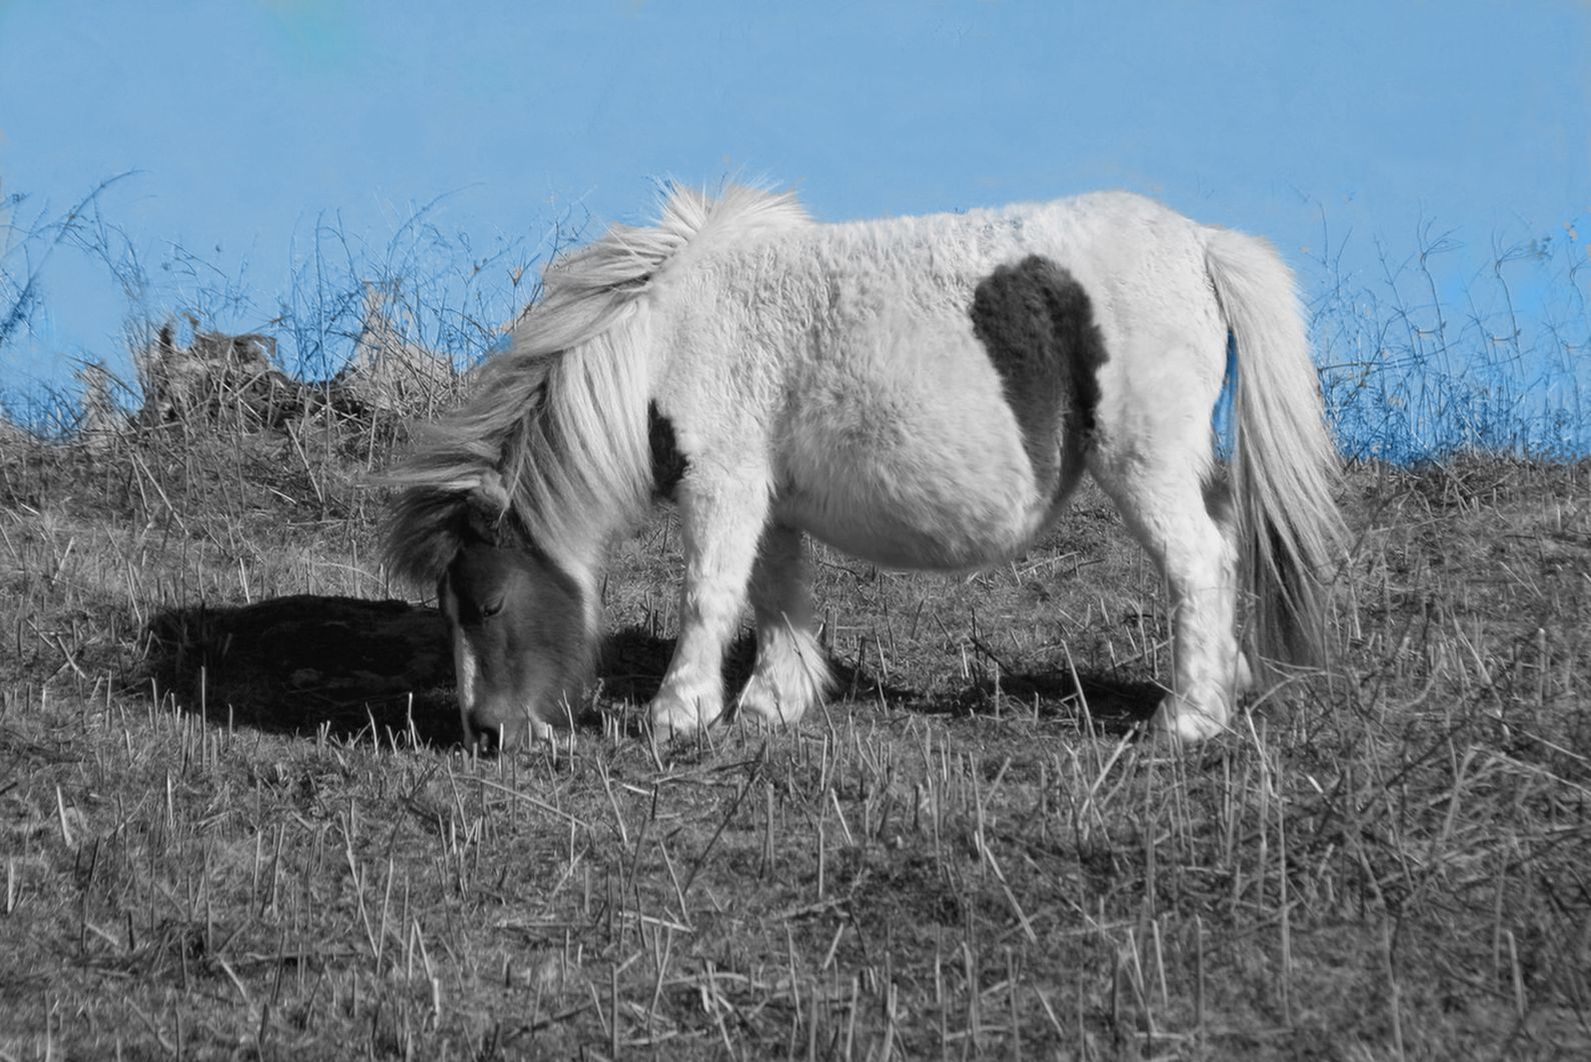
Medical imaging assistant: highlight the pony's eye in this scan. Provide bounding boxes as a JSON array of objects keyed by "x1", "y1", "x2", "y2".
[{"x1": 481, "y1": 599, "x2": 505, "y2": 618}]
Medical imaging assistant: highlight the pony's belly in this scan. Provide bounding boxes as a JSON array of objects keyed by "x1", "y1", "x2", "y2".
[
  {"x1": 770, "y1": 304, "x2": 1060, "y2": 571},
  {"x1": 778, "y1": 490, "x2": 1047, "y2": 571},
  {"x1": 773, "y1": 423, "x2": 1052, "y2": 571}
]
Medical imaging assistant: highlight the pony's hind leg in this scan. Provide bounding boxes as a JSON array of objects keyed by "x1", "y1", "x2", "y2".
[
  {"x1": 649, "y1": 466, "x2": 771, "y2": 738},
  {"x1": 1088, "y1": 441, "x2": 1244, "y2": 742},
  {"x1": 738, "y1": 524, "x2": 833, "y2": 726}
]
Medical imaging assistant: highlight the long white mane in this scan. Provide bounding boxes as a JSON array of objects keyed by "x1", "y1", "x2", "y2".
[{"x1": 384, "y1": 184, "x2": 809, "y2": 584}]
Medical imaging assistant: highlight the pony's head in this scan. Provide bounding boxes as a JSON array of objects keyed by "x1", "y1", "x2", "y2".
[{"x1": 388, "y1": 472, "x2": 597, "y2": 750}]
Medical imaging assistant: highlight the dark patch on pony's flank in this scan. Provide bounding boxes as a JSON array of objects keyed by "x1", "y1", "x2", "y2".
[
  {"x1": 648, "y1": 403, "x2": 688, "y2": 499},
  {"x1": 969, "y1": 256, "x2": 1107, "y2": 495}
]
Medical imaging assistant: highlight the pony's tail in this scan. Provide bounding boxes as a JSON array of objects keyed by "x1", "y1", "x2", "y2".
[{"x1": 1203, "y1": 228, "x2": 1345, "y2": 670}]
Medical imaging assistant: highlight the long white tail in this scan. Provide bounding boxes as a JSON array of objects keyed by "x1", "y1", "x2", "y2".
[{"x1": 1203, "y1": 228, "x2": 1345, "y2": 668}]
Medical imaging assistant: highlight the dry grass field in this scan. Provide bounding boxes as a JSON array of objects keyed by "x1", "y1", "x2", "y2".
[{"x1": 2, "y1": 404, "x2": 1588, "y2": 1060}]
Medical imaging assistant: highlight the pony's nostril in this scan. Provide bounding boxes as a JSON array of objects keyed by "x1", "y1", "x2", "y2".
[{"x1": 464, "y1": 719, "x2": 501, "y2": 753}]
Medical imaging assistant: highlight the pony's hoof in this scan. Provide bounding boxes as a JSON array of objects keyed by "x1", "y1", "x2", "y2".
[
  {"x1": 735, "y1": 676, "x2": 813, "y2": 728},
  {"x1": 647, "y1": 692, "x2": 715, "y2": 739},
  {"x1": 1151, "y1": 700, "x2": 1230, "y2": 744}
]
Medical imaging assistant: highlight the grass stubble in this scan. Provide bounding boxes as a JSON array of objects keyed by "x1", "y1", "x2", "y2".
[{"x1": 1, "y1": 408, "x2": 1588, "y2": 1060}]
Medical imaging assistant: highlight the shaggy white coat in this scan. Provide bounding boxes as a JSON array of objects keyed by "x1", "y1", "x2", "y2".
[{"x1": 387, "y1": 185, "x2": 1343, "y2": 746}]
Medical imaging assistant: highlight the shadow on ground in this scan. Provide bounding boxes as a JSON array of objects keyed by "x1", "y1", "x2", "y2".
[
  {"x1": 605, "y1": 628, "x2": 1159, "y2": 735},
  {"x1": 139, "y1": 600, "x2": 1159, "y2": 747},
  {"x1": 961, "y1": 669, "x2": 1161, "y2": 733},
  {"x1": 140, "y1": 596, "x2": 459, "y2": 746}
]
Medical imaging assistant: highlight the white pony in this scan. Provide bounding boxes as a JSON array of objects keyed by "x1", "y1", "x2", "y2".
[{"x1": 386, "y1": 184, "x2": 1343, "y2": 749}]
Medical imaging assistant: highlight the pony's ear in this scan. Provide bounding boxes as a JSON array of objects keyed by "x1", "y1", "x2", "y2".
[{"x1": 462, "y1": 471, "x2": 513, "y2": 546}]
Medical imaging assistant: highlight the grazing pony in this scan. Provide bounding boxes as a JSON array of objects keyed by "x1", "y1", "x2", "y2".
[{"x1": 385, "y1": 185, "x2": 1343, "y2": 749}]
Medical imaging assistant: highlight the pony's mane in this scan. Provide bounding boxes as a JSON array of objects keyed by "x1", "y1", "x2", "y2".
[{"x1": 384, "y1": 184, "x2": 808, "y2": 587}]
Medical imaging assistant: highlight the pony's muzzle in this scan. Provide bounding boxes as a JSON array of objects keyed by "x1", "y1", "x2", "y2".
[
  {"x1": 460, "y1": 714, "x2": 500, "y2": 753},
  {"x1": 461, "y1": 712, "x2": 517, "y2": 753},
  {"x1": 460, "y1": 708, "x2": 556, "y2": 753}
]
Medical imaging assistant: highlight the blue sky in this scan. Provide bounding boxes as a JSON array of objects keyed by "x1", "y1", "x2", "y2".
[{"x1": 2, "y1": 0, "x2": 1587, "y2": 403}]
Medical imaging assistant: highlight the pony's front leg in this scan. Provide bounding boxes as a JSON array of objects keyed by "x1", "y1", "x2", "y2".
[
  {"x1": 649, "y1": 469, "x2": 771, "y2": 738},
  {"x1": 738, "y1": 524, "x2": 832, "y2": 726}
]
